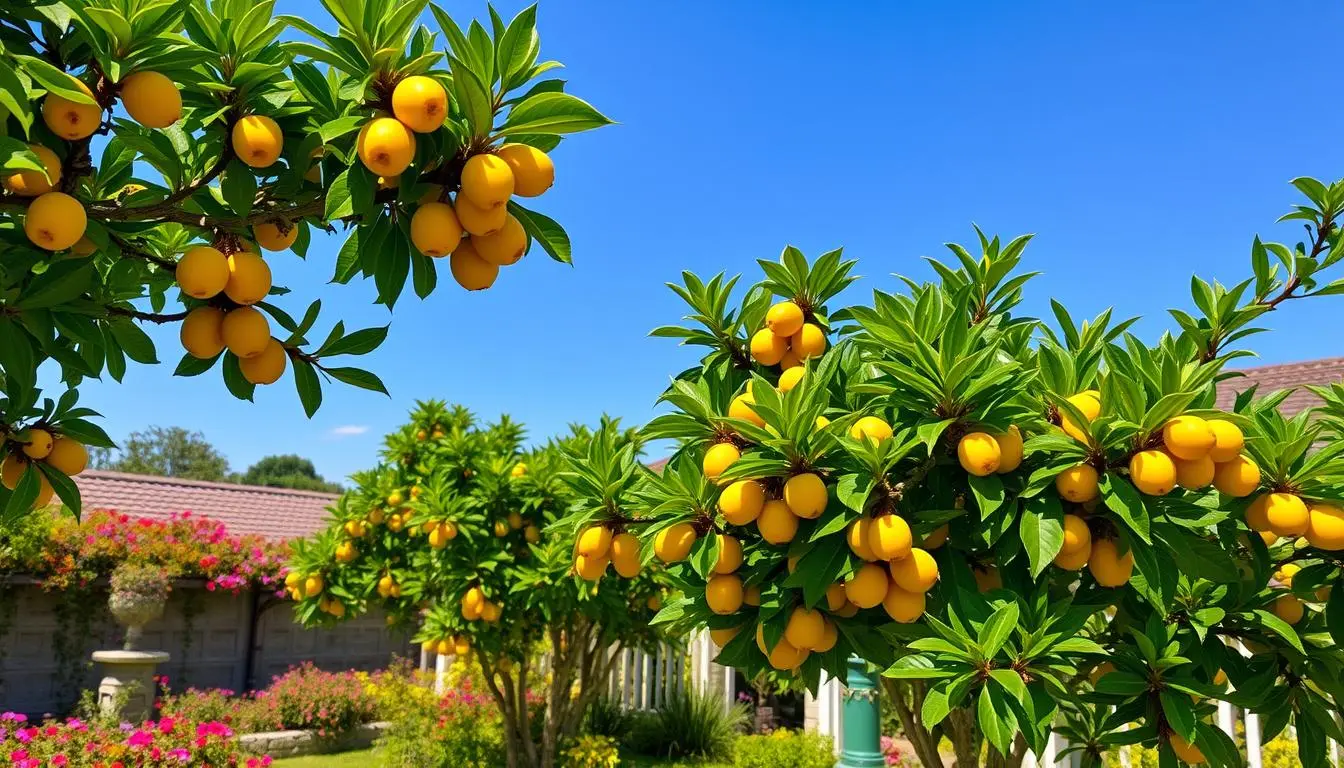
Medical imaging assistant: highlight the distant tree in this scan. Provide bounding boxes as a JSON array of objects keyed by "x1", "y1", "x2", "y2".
[
  {"x1": 91, "y1": 426, "x2": 230, "y2": 482},
  {"x1": 238, "y1": 455, "x2": 342, "y2": 493}
]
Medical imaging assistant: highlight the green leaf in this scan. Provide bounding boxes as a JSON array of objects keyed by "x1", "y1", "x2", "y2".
[
  {"x1": 2, "y1": 466, "x2": 40, "y2": 523},
  {"x1": 14, "y1": 56, "x2": 97, "y2": 105},
  {"x1": 1250, "y1": 609, "x2": 1306, "y2": 654},
  {"x1": 1327, "y1": 586, "x2": 1344, "y2": 645},
  {"x1": 108, "y1": 319, "x2": 158, "y2": 364},
  {"x1": 324, "y1": 169, "x2": 354, "y2": 220},
  {"x1": 1161, "y1": 690, "x2": 1197, "y2": 741},
  {"x1": 293, "y1": 358, "x2": 322, "y2": 418},
  {"x1": 1101, "y1": 471, "x2": 1150, "y2": 543},
  {"x1": 323, "y1": 366, "x2": 389, "y2": 395},
  {"x1": 220, "y1": 159, "x2": 257, "y2": 216},
  {"x1": 221, "y1": 352, "x2": 256, "y2": 402},
  {"x1": 921, "y1": 683, "x2": 951, "y2": 727},
  {"x1": 36, "y1": 462, "x2": 80, "y2": 518},
  {"x1": 173, "y1": 352, "x2": 220, "y2": 377},
  {"x1": 495, "y1": 4, "x2": 539, "y2": 90},
  {"x1": 450, "y1": 55, "x2": 493, "y2": 136},
  {"x1": 317, "y1": 325, "x2": 388, "y2": 357},
  {"x1": 499, "y1": 92, "x2": 612, "y2": 135},
  {"x1": 508, "y1": 201, "x2": 571, "y2": 264},
  {"x1": 977, "y1": 602, "x2": 1019, "y2": 659},
  {"x1": 968, "y1": 473, "x2": 1005, "y2": 517},
  {"x1": 16, "y1": 262, "x2": 94, "y2": 309},
  {"x1": 1020, "y1": 495, "x2": 1064, "y2": 577}
]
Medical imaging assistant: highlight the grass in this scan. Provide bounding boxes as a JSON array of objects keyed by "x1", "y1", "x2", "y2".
[
  {"x1": 270, "y1": 749, "x2": 378, "y2": 767},
  {"x1": 618, "y1": 753, "x2": 732, "y2": 768}
]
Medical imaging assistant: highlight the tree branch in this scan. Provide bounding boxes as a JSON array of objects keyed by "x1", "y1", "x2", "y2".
[{"x1": 105, "y1": 306, "x2": 188, "y2": 324}]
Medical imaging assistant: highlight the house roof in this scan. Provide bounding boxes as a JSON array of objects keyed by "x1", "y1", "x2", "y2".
[
  {"x1": 71, "y1": 470, "x2": 338, "y2": 540},
  {"x1": 1215, "y1": 357, "x2": 1344, "y2": 417}
]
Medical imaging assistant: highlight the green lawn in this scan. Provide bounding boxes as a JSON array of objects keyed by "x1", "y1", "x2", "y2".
[{"x1": 270, "y1": 749, "x2": 378, "y2": 767}]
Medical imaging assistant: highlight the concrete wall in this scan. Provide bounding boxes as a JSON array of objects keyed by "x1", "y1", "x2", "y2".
[{"x1": 0, "y1": 582, "x2": 412, "y2": 716}]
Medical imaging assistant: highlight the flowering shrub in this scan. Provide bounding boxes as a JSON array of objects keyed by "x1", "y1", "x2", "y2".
[
  {"x1": 560, "y1": 734, "x2": 620, "y2": 768},
  {"x1": 731, "y1": 729, "x2": 835, "y2": 768},
  {"x1": 159, "y1": 663, "x2": 379, "y2": 737},
  {"x1": 0, "y1": 509, "x2": 289, "y2": 594},
  {"x1": 0, "y1": 711, "x2": 268, "y2": 767},
  {"x1": 880, "y1": 736, "x2": 908, "y2": 767}
]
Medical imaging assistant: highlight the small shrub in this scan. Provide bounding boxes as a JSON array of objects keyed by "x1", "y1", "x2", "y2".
[
  {"x1": 584, "y1": 696, "x2": 631, "y2": 740},
  {"x1": 635, "y1": 687, "x2": 748, "y2": 760},
  {"x1": 375, "y1": 668, "x2": 519, "y2": 768},
  {"x1": 159, "y1": 663, "x2": 379, "y2": 736},
  {"x1": 0, "y1": 711, "x2": 266, "y2": 767},
  {"x1": 562, "y1": 733, "x2": 621, "y2": 768},
  {"x1": 733, "y1": 729, "x2": 835, "y2": 768}
]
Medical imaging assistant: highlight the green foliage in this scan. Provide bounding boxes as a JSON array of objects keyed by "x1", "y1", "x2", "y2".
[
  {"x1": 630, "y1": 688, "x2": 749, "y2": 761},
  {"x1": 238, "y1": 453, "x2": 342, "y2": 492},
  {"x1": 582, "y1": 695, "x2": 632, "y2": 741},
  {"x1": 91, "y1": 425, "x2": 229, "y2": 480},
  {"x1": 731, "y1": 730, "x2": 835, "y2": 768},
  {"x1": 560, "y1": 734, "x2": 621, "y2": 768}
]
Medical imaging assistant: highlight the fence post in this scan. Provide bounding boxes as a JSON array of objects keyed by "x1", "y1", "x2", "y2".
[{"x1": 838, "y1": 655, "x2": 884, "y2": 768}]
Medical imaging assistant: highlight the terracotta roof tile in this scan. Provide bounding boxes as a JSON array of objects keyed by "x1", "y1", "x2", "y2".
[
  {"x1": 71, "y1": 470, "x2": 337, "y2": 540},
  {"x1": 1215, "y1": 357, "x2": 1344, "y2": 417}
]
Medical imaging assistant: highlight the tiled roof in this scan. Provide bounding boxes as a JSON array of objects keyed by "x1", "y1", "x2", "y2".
[
  {"x1": 71, "y1": 470, "x2": 338, "y2": 541},
  {"x1": 1215, "y1": 357, "x2": 1344, "y2": 417}
]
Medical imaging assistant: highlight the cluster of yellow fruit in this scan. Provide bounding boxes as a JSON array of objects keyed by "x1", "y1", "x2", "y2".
[
  {"x1": 459, "y1": 585, "x2": 502, "y2": 623},
  {"x1": 17, "y1": 71, "x2": 183, "y2": 254},
  {"x1": 573, "y1": 524, "x2": 641, "y2": 580},
  {"x1": 1246, "y1": 492, "x2": 1344, "y2": 550},
  {"x1": 1048, "y1": 513, "x2": 1135, "y2": 586},
  {"x1": 748, "y1": 300, "x2": 826, "y2": 372},
  {"x1": 376, "y1": 572, "x2": 403, "y2": 599},
  {"x1": 176, "y1": 240, "x2": 286, "y2": 385},
  {"x1": 0, "y1": 429, "x2": 90, "y2": 508},
  {"x1": 408, "y1": 142, "x2": 555, "y2": 291},
  {"x1": 284, "y1": 570, "x2": 335, "y2": 614},
  {"x1": 954, "y1": 426, "x2": 1025, "y2": 477},
  {"x1": 421, "y1": 634, "x2": 471, "y2": 657}
]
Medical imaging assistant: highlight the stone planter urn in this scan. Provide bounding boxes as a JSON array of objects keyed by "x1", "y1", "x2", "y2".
[{"x1": 93, "y1": 566, "x2": 171, "y2": 721}]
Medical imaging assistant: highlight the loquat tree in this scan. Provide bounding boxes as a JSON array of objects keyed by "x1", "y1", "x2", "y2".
[
  {"x1": 0, "y1": 0, "x2": 607, "y2": 516},
  {"x1": 287, "y1": 401, "x2": 671, "y2": 768},
  {"x1": 558, "y1": 178, "x2": 1344, "y2": 767}
]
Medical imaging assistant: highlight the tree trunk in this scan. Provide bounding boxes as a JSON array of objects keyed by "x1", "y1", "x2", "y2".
[{"x1": 881, "y1": 680, "x2": 946, "y2": 768}]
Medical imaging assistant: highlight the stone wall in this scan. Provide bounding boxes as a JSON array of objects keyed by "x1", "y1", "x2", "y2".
[{"x1": 0, "y1": 581, "x2": 412, "y2": 716}]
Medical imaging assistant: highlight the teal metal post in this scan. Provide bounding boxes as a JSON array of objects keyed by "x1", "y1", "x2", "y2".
[{"x1": 839, "y1": 654, "x2": 885, "y2": 768}]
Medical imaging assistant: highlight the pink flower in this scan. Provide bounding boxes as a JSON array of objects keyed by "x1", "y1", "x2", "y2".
[
  {"x1": 51, "y1": 755, "x2": 67, "y2": 767},
  {"x1": 158, "y1": 717, "x2": 176, "y2": 735},
  {"x1": 126, "y1": 730, "x2": 153, "y2": 748},
  {"x1": 169, "y1": 748, "x2": 190, "y2": 763}
]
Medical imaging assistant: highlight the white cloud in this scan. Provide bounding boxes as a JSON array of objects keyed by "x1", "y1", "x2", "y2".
[{"x1": 328, "y1": 425, "x2": 369, "y2": 438}]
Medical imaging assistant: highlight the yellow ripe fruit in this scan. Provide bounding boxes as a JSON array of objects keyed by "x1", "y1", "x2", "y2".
[
  {"x1": 1053, "y1": 542, "x2": 1090, "y2": 570},
  {"x1": 845, "y1": 563, "x2": 889, "y2": 609},
  {"x1": 729, "y1": 394, "x2": 765, "y2": 428},
  {"x1": 31, "y1": 475, "x2": 54, "y2": 509},
  {"x1": 812, "y1": 620, "x2": 838, "y2": 652},
  {"x1": 1169, "y1": 734, "x2": 1205, "y2": 765},
  {"x1": 304, "y1": 573, "x2": 325, "y2": 597},
  {"x1": 327, "y1": 600, "x2": 346, "y2": 618},
  {"x1": 1089, "y1": 662, "x2": 1114, "y2": 686},
  {"x1": 1173, "y1": 454, "x2": 1215, "y2": 490},
  {"x1": 493, "y1": 521, "x2": 509, "y2": 537},
  {"x1": 610, "y1": 533, "x2": 641, "y2": 577},
  {"x1": 2, "y1": 455, "x2": 25, "y2": 490},
  {"x1": 1206, "y1": 419, "x2": 1245, "y2": 463},
  {"x1": 497, "y1": 144, "x2": 554, "y2": 197},
  {"x1": 1056, "y1": 465, "x2": 1099, "y2": 503},
  {"x1": 253, "y1": 221, "x2": 299, "y2": 252},
  {"x1": 713, "y1": 534, "x2": 743, "y2": 574},
  {"x1": 889, "y1": 548, "x2": 939, "y2": 593},
  {"x1": 835, "y1": 601, "x2": 859, "y2": 618},
  {"x1": 285, "y1": 571, "x2": 303, "y2": 589},
  {"x1": 1213, "y1": 455, "x2": 1260, "y2": 498},
  {"x1": 224, "y1": 251, "x2": 273, "y2": 305},
  {"x1": 850, "y1": 416, "x2": 893, "y2": 443},
  {"x1": 847, "y1": 518, "x2": 877, "y2": 561},
  {"x1": 335, "y1": 541, "x2": 357, "y2": 563},
  {"x1": 778, "y1": 367, "x2": 805, "y2": 392},
  {"x1": 481, "y1": 602, "x2": 501, "y2": 623},
  {"x1": 758, "y1": 499, "x2": 799, "y2": 545},
  {"x1": 471, "y1": 217, "x2": 527, "y2": 270},
  {"x1": 720, "y1": 480, "x2": 765, "y2": 525},
  {"x1": 825, "y1": 583, "x2": 847, "y2": 612},
  {"x1": 24, "y1": 192, "x2": 86, "y2": 251},
  {"x1": 974, "y1": 566, "x2": 1002, "y2": 593},
  {"x1": 180, "y1": 307, "x2": 225, "y2": 359},
  {"x1": 454, "y1": 636, "x2": 472, "y2": 656},
  {"x1": 578, "y1": 525, "x2": 613, "y2": 558},
  {"x1": 367, "y1": 508, "x2": 386, "y2": 525},
  {"x1": 46, "y1": 438, "x2": 87, "y2": 477},
  {"x1": 357, "y1": 117, "x2": 416, "y2": 177},
  {"x1": 710, "y1": 626, "x2": 739, "y2": 647},
  {"x1": 512, "y1": 463, "x2": 528, "y2": 478},
  {"x1": 345, "y1": 519, "x2": 368, "y2": 538},
  {"x1": 3, "y1": 144, "x2": 61, "y2": 196},
  {"x1": 221, "y1": 307, "x2": 271, "y2": 359},
  {"x1": 410, "y1": 202, "x2": 464, "y2": 258},
  {"x1": 994, "y1": 426, "x2": 1024, "y2": 473},
  {"x1": 706, "y1": 574, "x2": 744, "y2": 615},
  {"x1": 765, "y1": 301, "x2": 805, "y2": 338},
  {"x1": 120, "y1": 71, "x2": 181, "y2": 128},
  {"x1": 1274, "y1": 563, "x2": 1300, "y2": 587},
  {"x1": 1061, "y1": 513, "x2": 1091, "y2": 554},
  {"x1": 449, "y1": 241, "x2": 499, "y2": 290},
  {"x1": 460, "y1": 153, "x2": 515, "y2": 208},
  {"x1": 391, "y1": 75, "x2": 449, "y2": 133},
  {"x1": 1306, "y1": 504, "x2": 1344, "y2": 550},
  {"x1": 42, "y1": 79, "x2": 100, "y2": 140},
  {"x1": 816, "y1": 416, "x2": 831, "y2": 429},
  {"x1": 22, "y1": 429, "x2": 53, "y2": 460},
  {"x1": 1089, "y1": 539, "x2": 1134, "y2": 587},
  {"x1": 462, "y1": 587, "x2": 486, "y2": 619},
  {"x1": 957, "y1": 432, "x2": 1002, "y2": 477},
  {"x1": 654, "y1": 522, "x2": 697, "y2": 563},
  {"x1": 232, "y1": 115, "x2": 284, "y2": 168},
  {"x1": 1060, "y1": 390, "x2": 1101, "y2": 443},
  {"x1": 388, "y1": 490, "x2": 404, "y2": 506},
  {"x1": 702, "y1": 443, "x2": 741, "y2": 482},
  {"x1": 1163, "y1": 415, "x2": 1216, "y2": 461},
  {"x1": 868, "y1": 514, "x2": 913, "y2": 561},
  {"x1": 790, "y1": 323, "x2": 826, "y2": 359},
  {"x1": 575, "y1": 553, "x2": 609, "y2": 580},
  {"x1": 750, "y1": 328, "x2": 789, "y2": 366},
  {"x1": 455, "y1": 194, "x2": 508, "y2": 237},
  {"x1": 767, "y1": 637, "x2": 807, "y2": 671},
  {"x1": 743, "y1": 585, "x2": 761, "y2": 607},
  {"x1": 784, "y1": 607, "x2": 825, "y2": 650},
  {"x1": 921, "y1": 524, "x2": 949, "y2": 550},
  {"x1": 176, "y1": 246, "x2": 230, "y2": 299},
  {"x1": 1273, "y1": 594, "x2": 1304, "y2": 625},
  {"x1": 1263, "y1": 492, "x2": 1309, "y2": 537},
  {"x1": 70, "y1": 236, "x2": 97, "y2": 257},
  {"x1": 442, "y1": 520, "x2": 459, "y2": 540},
  {"x1": 239, "y1": 338, "x2": 287, "y2": 385},
  {"x1": 1128, "y1": 450, "x2": 1176, "y2": 496},
  {"x1": 779, "y1": 350, "x2": 802, "y2": 370},
  {"x1": 428, "y1": 524, "x2": 452, "y2": 549},
  {"x1": 882, "y1": 582, "x2": 926, "y2": 623},
  {"x1": 783, "y1": 473, "x2": 828, "y2": 519},
  {"x1": 507, "y1": 511, "x2": 524, "y2": 530}
]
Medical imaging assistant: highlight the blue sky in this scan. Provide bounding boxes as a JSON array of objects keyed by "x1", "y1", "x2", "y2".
[{"x1": 67, "y1": 2, "x2": 1344, "y2": 483}]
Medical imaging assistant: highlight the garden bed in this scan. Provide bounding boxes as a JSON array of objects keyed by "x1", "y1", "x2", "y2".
[{"x1": 240, "y1": 720, "x2": 391, "y2": 758}]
